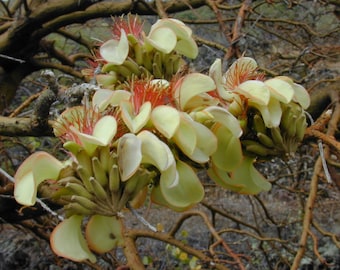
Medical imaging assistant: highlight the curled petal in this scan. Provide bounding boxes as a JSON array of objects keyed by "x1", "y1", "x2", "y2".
[
  {"x1": 209, "y1": 59, "x2": 233, "y2": 100},
  {"x1": 174, "y1": 73, "x2": 216, "y2": 110},
  {"x1": 274, "y1": 76, "x2": 310, "y2": 109},
  {"x1": 250, "y1": 97, "x2": 282, "y2": 128},
  {"x1": 100, "y1": 30, "x2": 129, "y2": 64},
  {"x1": 231, "y1": 157, "x2": 272, "y2": 194},
  {"x1": 174, "y1": 37, "x2": 198, "y2": 59},
  {"x1": 137, "y1": 130, "x2": 175, "y2": 172},
  {"x1": 292, "y1": 83, "x2": 310, "y2": 109},
  {"x1": 50, "y1": 215, "x2": 96, "y2": 263},
  {"x1": 86, "y1": 215, "x2": 123, "y2": 253},
  {"x1": 146, "y1": 27, "x2": 177, "y2": 53},
  {"x1": 179, "y1": 115, "x2": 217, "y2": 163},
  {"x1": 150, "y1": 18, "x2": 192, "y2": 40},
  {"x1": 92, "y1": 89, "x2": 131, "y2": 111},
  {"x1": 235, "y1": 80, "x2": 270, "y2": 106},
  {"x1": 204, "y1": 106, "x2": 243, "y2": 138},
  {"x1": 76, "y1": 115, "x2": 117, "y2": 155},
  {"x1": 207, "y1": 165, "x2": 244, "y2": 192},
  {"x1": 265, "y1": 78, "x2": 294, "y2": 104},
  {"x1": 154, "y1": 160, "x2": 204, "y2": 210},
  {"x1": 173, "y1": 114, "x2": 197, "y2": 156},
  {"x1": 211, "y1": 124, "x2": 243, "y2": 172},
  {"x1": 151, "y1": 105, "x2": 180, "y2": 138},
  {"x1": 14, "y1": 152, "x2": 63, "y2": 206},
  {"x1": 121, "y1": 101, "x2": 151, "y2": 133},
  {"x1": 118, "y1": 133, "x2": 142, "y2": 181},
  {"x1": 225, "y1": 57, "x2": 258, "y2": 90}
]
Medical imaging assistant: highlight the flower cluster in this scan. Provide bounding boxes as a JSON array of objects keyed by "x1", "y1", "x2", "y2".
[
  {"x1": 13, "y1": 15, "x2": 310, "y2": 263},
  {"x1": 94, "y1": 14, "x2": 198, "y2": 87}
]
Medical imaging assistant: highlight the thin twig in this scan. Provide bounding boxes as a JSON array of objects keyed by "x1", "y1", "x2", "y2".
[
  {"x1": 126, "y1": 202, "x2": 157, "y2": 232},
  {"x1": 0, "y1": 167, "x2": 64, "y2": 221},
  {"x1": 0, "y1": 53, "x2": 25, "y2": 63},
  {"x1": 169, "y1": 210, "x2": 246, "y2": 270},
  {"x1": 128, "y1": 228, "x2": 231, "y2": 270},
  {"x1": 290, "y1": 156, "x2": 321, "y2": 269}
]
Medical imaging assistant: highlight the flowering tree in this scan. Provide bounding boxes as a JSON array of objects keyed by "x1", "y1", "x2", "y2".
[
  {"x1": 1, "y1": 1, "x2": 339, "y2": 269},
  {"x1": 11, "y1": 15, "x2": 312, "y2": 269}
]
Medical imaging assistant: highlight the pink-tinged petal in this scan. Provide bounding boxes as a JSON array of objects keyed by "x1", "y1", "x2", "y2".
[
  {"x1": 225, "y1": 57, "x2": 258, "y2": 90},
  {"x1": 50, "y1": 215, "x2": 96, "y2": 263},
  {"x1": 86, "y1": 215, "x2": 123, "y2": 253},
  {"x1": 265, "y1": 78, "x2": 294, "y2": 104},
  {"x1": 146, "y1": 27, "x2": 177, "y2": 53},
  {"x1": 117, "y1": 133, "x2": 142, "y2": 181},
  {"x1": 175, "y1": 73, "x2": 216, "y2": 110},
  {"x1": 236, "y1": 80, "x2": 270, "y2": 106},
  {"x1": 100, "y1": 30, "x2": 129, "y2": 64},
  {"x1": 14, "y1": 152, "x2": 63, "y2": 206},
  {"x1": 151, "y1": 105, "x2": 180, "y2": 139}
]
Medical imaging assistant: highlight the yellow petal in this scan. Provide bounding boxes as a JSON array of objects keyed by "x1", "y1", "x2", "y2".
[
  {"x1": 118, "y1": 133, "x2": 142, "y2": 181},
  {"x1": 174, "y1": 73, "x2": 216, "y2": 110},
  {"x1": 204, "y1": 106, "x2": 243, "y2": 138},
  {"x1": 173, "y1": 114, "x2": 197, "y2": 156},
  {"x1": 185, "y1": 119, "x2": 217, "y2": 163},
  {"x1": 50, "y1": 215, "x2": 96, "y2": 263},
  {"x1": 92, "y1": 89, "x2": 130, "y2": 111},
  {"x1": 175, "y1": 38, "x2": 198, "y2": 59},
  {"x1": 137, "y1": 130, "x2": 175, "y2": 172},
  {"x1": 236, "y1": 80, "x2": 270, "y2": 106},
  {"x1": 86, "y1": 215, "x2": 123, "y2": 253},
  {"x1": 121, "y1": 101, "x2": 151, "y2": 133},
  {"x1": 265, "y1": 78, "x2": 294, "y2": 103},
  {"x1": 211, "y1": 123, "x2": 243, "y2": 171},
  {"x1": 14, "y1": 152, "x2": 63, "y2": 206},
  {"x1": 146, "y1": 27, "x2": 177, "y2": 53},
  {"x1": 156, "y1": 160, "x2": 204, "y2": 209},
  {"x1": 151, "y1": 105, "x2": 180, "y2": 138},
  {"x1": 207, "y1": 165, "x2": 244, "y2": 192},
  {"x1": 100, "y1": 30, "x2": 129, "y2": 64}
]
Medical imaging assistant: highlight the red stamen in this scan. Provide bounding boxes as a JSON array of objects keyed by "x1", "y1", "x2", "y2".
[
  {"x1": 112, "y1": 14, "x2": 144, "y2": 41},
  {"x1": 130, "y1": 80, "x2": 173, "y2": 114},
  {"x1": 54, "y1": 104, "x2": 102, "y2": 144},
  {"x1": 226, "y1": 61, "x2": 264, "y2": 90}
]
